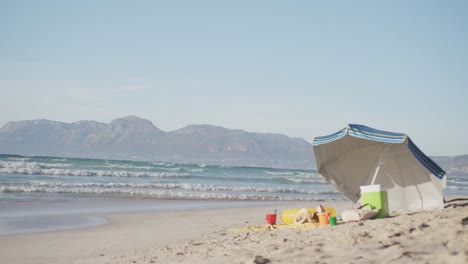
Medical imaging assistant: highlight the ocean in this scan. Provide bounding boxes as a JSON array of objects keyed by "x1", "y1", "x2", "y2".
[
  {"x1": 0, "y1": 154, "x2": 340, "y2": 201},
  {"x1": 0, "y1": 154, "x2": 466, "y2": 235}
]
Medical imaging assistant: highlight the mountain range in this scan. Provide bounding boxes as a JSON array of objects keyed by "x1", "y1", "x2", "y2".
[
  {"x1": 1, "y1": 116, "x2": 467, "y2": 174},
  {"x1": 0, "y1": 116, "x2": 314, "y2": 169}
]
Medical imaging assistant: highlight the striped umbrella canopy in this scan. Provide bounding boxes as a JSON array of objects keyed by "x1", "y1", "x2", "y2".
[{"x1": 313, "y1": 124, "x2": 446, "y2": 211}]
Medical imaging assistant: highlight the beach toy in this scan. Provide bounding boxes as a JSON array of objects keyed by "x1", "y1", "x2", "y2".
[
  {"x1": 294, "y1": 208, "x2": 309, "y2": 224},
  {"x1": 360, "y1": 184, "x2": 389, "y2": 219},
  {"x1": 318, "y1": 212, "x2": 331, "y2": 226},
  {"x1": 280, "y1": 206, "x2": 336, "y2": 225},
  {"x1": 266, "y1": 214, "x2": 277, "y2": 225},
  {"x1": 329, "y1": 216, "x2": 337, "y2": 226},
  {"x1": 316, "y1": 204, "x2": 325, "y2": 213},
  {"x1": 310, "y1": 211, "x2": 320, "y2": 223},
  {"x1": 306, "y1": 212, "x2": 314, "y2": 223}
]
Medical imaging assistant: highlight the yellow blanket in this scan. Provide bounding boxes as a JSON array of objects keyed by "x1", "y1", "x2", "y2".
[{"x1": 230, "y1": 223, "x2": 320, "y2": 232}]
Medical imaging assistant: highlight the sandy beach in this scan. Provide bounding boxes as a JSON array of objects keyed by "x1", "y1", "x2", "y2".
[{"x1": 0, "y1": 198, "x2": 466, "y2": 264}]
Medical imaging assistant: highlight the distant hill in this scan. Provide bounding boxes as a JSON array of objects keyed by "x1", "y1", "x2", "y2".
[
  {"x1": 0, "y1": 116, "x2": 315, "y2": 169},
  {"x1": 431, "y1": 155, "x2": 468, "y2": 177}
]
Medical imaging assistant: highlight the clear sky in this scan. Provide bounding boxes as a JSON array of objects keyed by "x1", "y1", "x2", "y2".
[{"x1": 1, "y1": 1, "x2": 467, "y2": 156}]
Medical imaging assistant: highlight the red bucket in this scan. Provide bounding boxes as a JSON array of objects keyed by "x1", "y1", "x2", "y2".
[{"x1": 266, "y1": 214, "x2": 277, "y2": 225}]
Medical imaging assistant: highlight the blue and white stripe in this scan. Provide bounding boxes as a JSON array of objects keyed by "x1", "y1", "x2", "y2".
[
  {"x1": 347, "y1": 124, "x2": 407, "y2": 143},
  {"x1": 312, "y1": 128, "x2": 347, "y2": 146},
  {"x1": 313, "y1": 124, "x2": 406, "y2": 146},
  {"x1": 408, "y1": 138, "x2": 446, "y2": 179}
]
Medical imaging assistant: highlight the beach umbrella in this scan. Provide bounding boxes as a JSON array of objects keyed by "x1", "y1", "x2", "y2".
[{"x1": 313, "y1": 124, "x2": 446, "y2": 211}]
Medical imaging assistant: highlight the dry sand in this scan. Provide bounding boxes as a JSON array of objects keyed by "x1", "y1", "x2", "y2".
[{"x1": 0, "y1": 198, "x2": 466, "y2": 264}]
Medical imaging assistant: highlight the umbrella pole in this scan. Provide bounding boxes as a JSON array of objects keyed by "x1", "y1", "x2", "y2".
[
  {"x1": 370, "y1": 144, "x2": 391, "y2": 185},
  {"x1": 370, "y1": 165, "x2": 381, "y2": 185}
]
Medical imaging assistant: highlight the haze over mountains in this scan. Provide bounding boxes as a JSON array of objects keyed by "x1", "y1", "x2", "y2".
[
  {"x1": 0, "y1": 116, "x2": 314, "y2": 169},
  {"x1": 0, "y1": 116, "x2": 467, "y2": 173}
]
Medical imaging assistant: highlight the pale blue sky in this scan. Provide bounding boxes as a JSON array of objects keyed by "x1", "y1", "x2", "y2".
[{"x1": 1, "y1": 1, "x2": 467, "y2": 155}]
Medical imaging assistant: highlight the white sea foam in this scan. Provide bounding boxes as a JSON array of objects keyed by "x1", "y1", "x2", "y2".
[
  {"x1": 158, "y1": 167, "x2": 183, "y2": 171},
  {"x1": 50, "y1": 158, "x2": 67, "y2": 162},
  {"x1": 296, "y1": 172, "x2": 318, "y2": 177},
  {"x1": 447, "y1": 185, "x2": 468, "y2": 190},
  {"x1": 283, "y1": 177, "x2": 326, "y2": 184},
  {"x1": 0, "y1": 161, "x2": 190, "y2": 178},
  {"x1": 261, "y1": 170, "x2": 324, "y2": 184},
  {"x1": 0, "y1": 182, "x2": 338, "y2": 201},
  {"x1": 264, "y1": 171, "x2": 318, "y2": 179},
  {"x1": 1, "y1": 181, "x2": 339, "y2": 195},
  {"x1": 104, "y1": 163, "x2": 154, "y2": 170},
  {"x1": 447, "y1": 179, "x2": 468, "y2": 185},
  {"x1": 263, "y1": 171, "x2": 295, "y2": 176},
  {"x1": 7, "y1": 157, "x2": 30, "y2": 162},
  {"x1": 37, "y1": 162, "x2": 73, "y2": 168},
  {"x1": 151, "y1": 162, "x2": 167, "y2": 166}
]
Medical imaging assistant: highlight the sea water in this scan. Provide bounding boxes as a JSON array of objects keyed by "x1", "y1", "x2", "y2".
[
  {"x1": 0, "y1": 154, "x2": 466, "y2": 234},
  {"x1": 0, "y1": 154, "x2": 339, "y2": 234},
  {"x1": 0, "y1": 154, "x2": 339, "y2": 201}
]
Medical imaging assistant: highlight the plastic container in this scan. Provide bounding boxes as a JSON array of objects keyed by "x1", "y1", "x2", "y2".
[
  {"x1": 360, "y1": 184, "x2": 389, "y2": 218},
  {"x1": 318, "y1": 212, "x2": 331, "y2": 226},
  {"x1": 266, "y1": 214, "x2": 277, "y2": 225},
  {"x1": 329, "y1": 216, "x2": 337, "y2": 226}
]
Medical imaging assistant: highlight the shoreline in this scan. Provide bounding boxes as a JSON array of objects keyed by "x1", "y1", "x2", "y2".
[
  {"x1": 0, "y1": 198, "x2": 466, "y2": 264},
  {"x1": 0, "y1": 195, "x2": 348, "y2": 236}
]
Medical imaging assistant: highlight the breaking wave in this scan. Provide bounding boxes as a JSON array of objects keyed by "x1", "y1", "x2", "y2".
[
  {"x1": 0, "y1": 161, "x2": 190, "y2": 178},
  {"x1": 0, "y1": 181, "x2": 339, "y2": 201},
  {"x1": 0, "y1": 154, "x2": 343, "y2": 201}
]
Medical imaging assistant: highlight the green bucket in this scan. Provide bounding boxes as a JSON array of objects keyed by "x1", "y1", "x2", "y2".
[{"x1": 360, "y1": 185, "x2": 389, "y2": 219}]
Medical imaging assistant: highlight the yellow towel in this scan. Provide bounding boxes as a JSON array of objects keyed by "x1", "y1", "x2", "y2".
[{"x1": 230, "y1": 223, "x2": 319, "y2": 232}]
